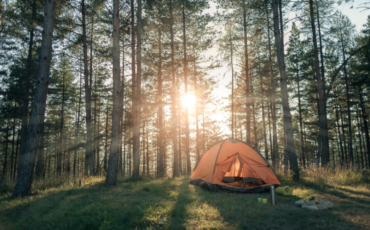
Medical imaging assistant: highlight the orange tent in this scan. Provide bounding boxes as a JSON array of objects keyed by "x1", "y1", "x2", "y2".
[{"x1": 190, "y1": 139, "x2": 280, "y2": 193}]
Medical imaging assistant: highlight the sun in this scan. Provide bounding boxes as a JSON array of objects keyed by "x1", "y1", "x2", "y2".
[{"x1": 181, "y1": 94, "x2": 196, "y2": 109}]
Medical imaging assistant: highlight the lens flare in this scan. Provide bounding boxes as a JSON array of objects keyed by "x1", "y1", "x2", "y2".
[{"x1": 181, "y1": 94, "x2": 196, "y2": 109}]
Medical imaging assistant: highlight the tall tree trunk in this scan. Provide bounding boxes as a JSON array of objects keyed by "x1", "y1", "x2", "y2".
[
  {"x1": 132, "y1": 0, "x2": 142, "y2": 181},
  {"x1": 57, "y1": 75, "x2": 65, "y2": 176},
  {"x1": 121, "y1": 38, "x2": 126, "y2": 176},
  {"x1": 105, "y1": 0, "x2": 121, "y2": 185},
  {"x1": 195, "y1": 64, "x2": 200, "y2": 163},
  {"x1": 271, "y1": 0, "x2": 299, "y2": 180},
  {"x1": 230, "y1": 34, "x2": 234, "y2": 140},
  {"x1": 19, "y1": 0, "x2": 37, "y2": 168},
  {"x1": 97, "y1": 101, "x2": 101, "y2": 173},
  {"x1": 10, "y1": 104, "x2": 16, "y2": 179},
  {"x1": 13, "y1": 130, "x2": 20, "y2": 180},
  {"x1": 178, "y1": 84, "x2": 182, "y2": 175},
  {"x1": 146, "y1": 130, "x2": 149, "y2": 174},
  {"x1": 35, "y1": 122, "x2": 44, "y2": 179},
  {"x1": 182, "y1": 2, "x2": 191, "y2": 175},
  {"x1": 260, "y1": 66, "x2": 268, "y2": 160},
  {"x1": 13, "y1": 0, "x2": 55, "y2": 196},
  {"x1": 2, "y1": 122, "x2": 9, "y2": 179},
  {"x1": 359, "y1": 91, "x2": 370, "y2": 168},
  {"x1": 104, "y1": 106, "x2": 109, "y2": 172},
  {"x1": 316, "y1": 0, "x2": 325, "y2": 85},
  {"x1": 43, "y1": 133, "x2": 48, "y2": 178},
  {"x1": 73, "y1": 60, "x2": 82, "y2": 177},
  {"x1": 158, "y1": 30, "x2": 164, "y2": 177},
  {"x1": 339, "y1": 104, "x2": 348, "y2": 167},
  {"x1": 266, "y1": 2, "x2": 278, "y2": 167},
  {"x1": 243, "y1": 0, "x2": 251, "y2": 144},
  {"x1": 268, "y1": 105, "x2": 273, "y2": 163},
  {"x1": 128, "y1": 133, "x2": 131, "y2": 176},
  {"x1": 356, "y1": 108, "x2": 365, "y2": 169},
  {"x1": 297, "y1": 70, "x2": 305, "y2": 168},
  {"x1": 335, "y1": 105, "x2": 344, "y2": 167},
  {"x1": 91, "y1": 16, "x2": 96, "y2": 175},
  {"x1": 67, "y1": 133, "x2": 71, "y2": 175},
  {"x1": 142, "y1": 119, "x2": 146, "y2": 174},
  {"x1": 163, "y1": 108, "x2": 166, "y2": 174},
  {"x1": 202, "y1": 105, "x2": 205, "y2": 153},
  {"x1": 308, "y1": 0, "x2": 329, "y2": 166},
  {"x1": 82, "y1": 0, "x2": 94, "y2": 176},
  {"x1": 92, "y1": 89, "x2": 96, "y2": 174},
  {"x1": 251, "y1": 85, "x2": 257, "y2": 149},
  {"x1": 118, "y1": 38, "x2": 125, "y2": 176},
  {"x1": 341, "y1": 39, "x2": 354, "y2": 165}
]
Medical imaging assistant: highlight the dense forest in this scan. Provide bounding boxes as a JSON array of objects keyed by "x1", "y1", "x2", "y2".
[{"x1": 0, "y1": 0, "x2": 369, "y2": 196}]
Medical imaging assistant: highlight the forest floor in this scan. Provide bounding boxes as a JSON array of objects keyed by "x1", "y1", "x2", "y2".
[{"x1": 0, "y1": 169, "x2": 370, "y2": 230}]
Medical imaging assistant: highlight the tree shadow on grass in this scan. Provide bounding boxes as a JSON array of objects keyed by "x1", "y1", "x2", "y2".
[
  {"x1": 191, "y1": 182, "x2": 369, "y2": 230},
  {"x1": 0, "y1": 177, "x2": 179, "y2": 230},
  {"x1": 168, "y1": 177, "x2": 192, "y2": 229},
  {"x1": 332, "y1": 186, "x2": 370, "y2": 198},
  {"x1": 297, "y1": 179, "x2": 370, "y2": 205}
]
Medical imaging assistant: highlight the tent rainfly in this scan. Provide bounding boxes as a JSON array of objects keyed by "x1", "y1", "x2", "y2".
[{"x1": 190, "y1": 139, "x2": 280, "y2": 193}]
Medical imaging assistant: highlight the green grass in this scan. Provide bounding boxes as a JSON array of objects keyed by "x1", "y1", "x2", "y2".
[{"x1": 0, "y1": 169, "x2": 369, "y2": 230}]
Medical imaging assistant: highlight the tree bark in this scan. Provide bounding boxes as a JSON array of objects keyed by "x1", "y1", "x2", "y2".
[
  {"x1": 122, "y1": 42, "x2": 126, "y2": 176},
  {"x1": 13, "y1": 130, "x2": 20, "y2": 180},
  {"x1": 243, "y1": 0, "x2": 250, "y2": 144},
  {"x1": 259, "y1": 65, "x2": 268, "y2": 160},
  {"x1": 308, "y1": 0, "x2": 329, "y2": 166},
  {"x1": 13, "y1": 0, "x2": 55, "y2": 196},
  {"x1": 335, "y1": 105, "x2": 344, "y2": 167},
  {"x1": 132, "y1": 0, "x2": 142, "y2": 181},
  {"x1": 356, "y1": 108, "x2": 364, "y2": 169},
  {"x1": 10, "y1": 104, "x2": 16, "y2": 179},
  {"x1": 341, "y1": 39, "x2": 354, "y2": 165},
  {"x1": 67, "y1": 133, "x2": 71, "y2": 175},
  {"x1": 2, "y1": 122, "x2": 9, "y2": 179},
  {"x1": 359, "y1": 91, "x2": 370, "y2": 168},
  {"x1": 231, "y1": 37, "x2": 234, "y2": 140},
  {"x1": 35, "y1": 122, "x2": 44, "y2": 179},
  {"x1": 170, "y1": 0, "x2": 178, "y2": 178},
  {"x1": 297, "y1": 69, "x2": 305, "y2": 168},
  {"x1": 271, "y1": 0, "x2": 299, "y2": 180},
  {"x1": 73, "y1": 59, "x2": 82, "y2": 177},
  {"x1": 82, "y1": 0, "x2": 94, "y2": 176},
  {"x1": 182, "y1": 2, "x2": 191, "y2": 175},
  {"x1": 105, "y1": 0, "x2": 121, "y2": 185},
  {"x1": 340, "y1": 104, "x2": 348, "y2": 167},
  {"x1": 266, "y1": 2, "x2": 278, "y2": 168},
  {"x1": 97, "y1": 101, "x2": 101, "y2": 173},
  {"x1": 57, "y1": 74, "x2": 65, "y2": 176},
  {"x1": 91, "y1": 16, "x2": 96, "y2": 175},
  {"x1": 157, "y1": 29, "x2": 164, "y2": 177},
  {"x1": 195, "y1": 61, "x2": 200, "y2": 163},
  {"x1": 19, "y1": 0, "x2": 36, "y2": 169},
  {"x1": 146, "y1": 131, "x2": 149, "y2": 174},
  {"x1": 104, "y1": 106, "x2": 109, "y2": 172}
]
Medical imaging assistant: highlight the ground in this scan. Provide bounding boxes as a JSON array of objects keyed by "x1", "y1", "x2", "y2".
[{"x1": 0, "y1": 169, "x2": 369, "y2": 230}]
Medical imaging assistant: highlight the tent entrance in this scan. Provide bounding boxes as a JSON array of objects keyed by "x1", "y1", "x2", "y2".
[{"x1": 220, "y1": 154, "x2": 265, "y2": 188}]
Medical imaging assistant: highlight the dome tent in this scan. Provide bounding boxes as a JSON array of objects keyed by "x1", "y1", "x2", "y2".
[{"x1": 190, "y1": 139, "x2": 280, "y2": 193}]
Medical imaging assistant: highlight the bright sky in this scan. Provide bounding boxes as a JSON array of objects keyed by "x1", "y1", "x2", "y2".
[{"x1": 197, "y1": 0, "x2": 370, "y2": 138}]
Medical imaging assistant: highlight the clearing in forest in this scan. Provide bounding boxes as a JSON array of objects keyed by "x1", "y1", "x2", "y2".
[{"x1": 0, "y1": 170, "x2": 369, "y2": 230}]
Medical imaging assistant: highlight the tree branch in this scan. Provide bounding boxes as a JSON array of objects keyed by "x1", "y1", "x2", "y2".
[{"x1": 325, "y1": 43, "x2": 370, "y2": 101}]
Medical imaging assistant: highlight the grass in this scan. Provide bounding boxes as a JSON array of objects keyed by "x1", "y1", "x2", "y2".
[{"x1": 0, "y1": 169, "x2": 369, "y2": 230}]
